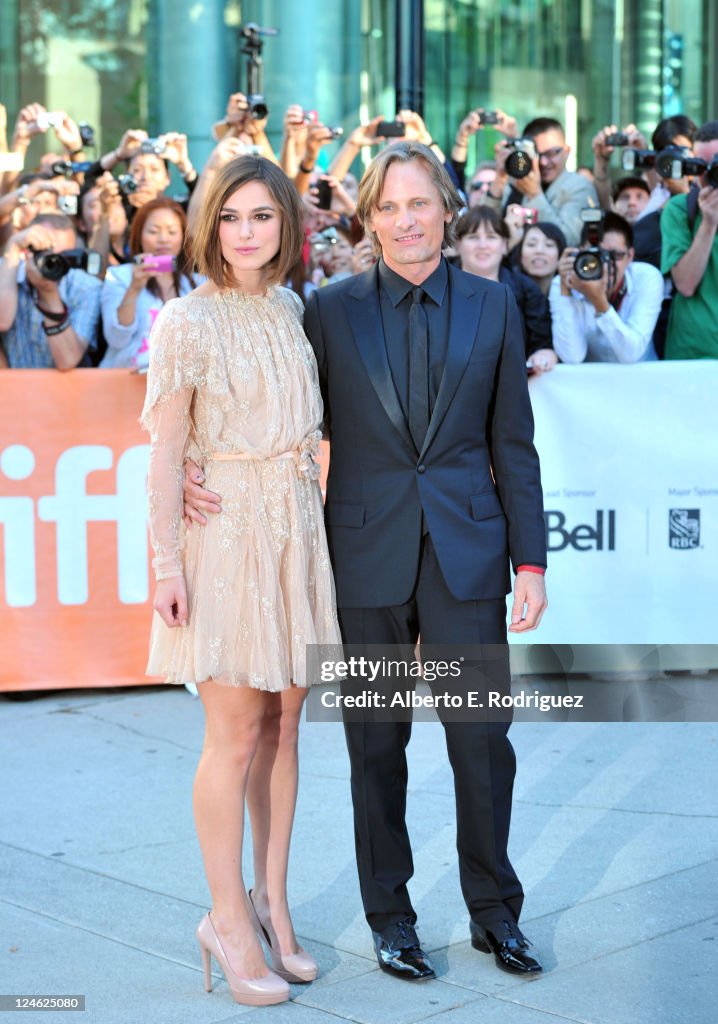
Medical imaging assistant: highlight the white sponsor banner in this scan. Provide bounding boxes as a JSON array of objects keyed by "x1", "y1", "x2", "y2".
[{"x1": 518, "y1": 362, "x2": 718, "y2": 649}]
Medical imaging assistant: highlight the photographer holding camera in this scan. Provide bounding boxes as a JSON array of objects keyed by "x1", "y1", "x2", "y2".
[
  {"x1": 449, "y1": 107, "x2": 515, "y2": 195},
  {"x1": 100, "y1": 198, "x2": 197, "y2": 369},
  {"x1": 126, "y1": 133, "x2": 196, "y2": 210},
  {"x1": 83, "y1": 128, "x2": 197, "y2": 217},
  {"x1": 79, "y1": 172, "x2": 129, "y2": 271},
  {"x1": 481, "y1": 116, "x2": 598, "y2": 245},
  {"x1": 591, "y1": 123, "x2": 648, "y2": 210},
  {"x1": 325, "y1": 114, "x2": 388, "y2": 183},
  {"x1": 212, "y1": 91, "x2": 278, "y2": 166},
  {"x1": 550, "y1": 211, "x2": 663, "y2": 363},
  {"x1": 661, "y1": 120, "x2": 718, "y2": 360},
  {"x1": 1, "y1": 105, "x2": 90, "y2": 200},
  {"x1": 0, "y1": 213, "x2": 101, "y2": 369},
  {"x1": 0, "y1": 177, "x2": 72, "y2": 235}
]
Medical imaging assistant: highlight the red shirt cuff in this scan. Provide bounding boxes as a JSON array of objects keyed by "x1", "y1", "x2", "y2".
[{"x1": 516, "y1": 564, "x2": 546, "y2": 576}]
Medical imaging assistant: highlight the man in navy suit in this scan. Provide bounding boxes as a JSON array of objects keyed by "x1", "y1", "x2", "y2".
[
  {"x1": 304, "y1": 142, "x2": 547, "y2": 980},
  {"x1": 185, "y1": 142, "x2": 547, "y2": 980}
]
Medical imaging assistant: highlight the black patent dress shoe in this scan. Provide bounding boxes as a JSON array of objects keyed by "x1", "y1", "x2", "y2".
[
  {"x1": 470, "y1": 919, "x2": 542, "y2": 975},
  {"x1": 372, "y1": 921, "x2": 435, "y2": 980}
]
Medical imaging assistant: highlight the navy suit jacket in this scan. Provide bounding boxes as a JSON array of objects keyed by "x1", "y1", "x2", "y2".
[{"x1": 304, "y1": 261, "x2": 547, "y2": 609}]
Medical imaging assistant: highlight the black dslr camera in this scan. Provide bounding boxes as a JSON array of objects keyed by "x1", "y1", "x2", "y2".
[
  {"x1": 573, "y1": 209, "x2": 613, "y2": 281},
  {"x1": 656, "y1": 146, "x2": 718, "y2": 185},
  {"x1": 240, "y1": 23, "x2": 279, "y2": 120},
  {"x1": 504, "y1": 138, "x2": 537, "y2": 179},
  {"x1": 31, "y1": 248, "x2": 102, "y2": 281},
  {"x1": 655, "y1": 146, "x2": 704, "y2": 180},
  {"x1": 621, "y1": 149, "x2": 656, "y2": 172}
]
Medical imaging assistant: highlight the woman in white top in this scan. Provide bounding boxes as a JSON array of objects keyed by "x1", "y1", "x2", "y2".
[{"x1": 101, "y1": 197, "x2": 198, "y2": 369}]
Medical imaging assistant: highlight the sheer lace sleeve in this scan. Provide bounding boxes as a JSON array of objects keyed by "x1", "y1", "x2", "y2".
[
  {"x1": 140, "y1": 299, "x2": 203, "y2": 581},
  {"x1": 145, "y1": 390, "x2": 192, "y2": 580},
  {"x1": 140, "y1": 299, "x2": 206, "y2": 425}
]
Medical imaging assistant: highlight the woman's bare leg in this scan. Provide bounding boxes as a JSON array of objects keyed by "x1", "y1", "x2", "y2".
[
  {"x1": 246, "y1": 686, "x2": 308, "y2": 954},
  {"x1": 194, "y1": 679, "x2": 269, "y2": 978}
]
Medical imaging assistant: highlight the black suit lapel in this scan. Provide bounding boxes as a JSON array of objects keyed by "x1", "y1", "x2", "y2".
[
  {"x1": 419, "y1": 265, "x2": 485, "y2": 459},
  {"x1": 344, "y1": 267, "x2": 415, "y2": 452}
]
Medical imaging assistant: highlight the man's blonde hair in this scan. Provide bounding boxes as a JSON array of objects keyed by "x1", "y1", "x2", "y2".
[{"x1": 356, "y1": 141, "x2": 462, "y2": 255}]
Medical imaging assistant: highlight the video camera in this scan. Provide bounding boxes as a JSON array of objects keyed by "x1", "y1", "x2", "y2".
[
  {"x1": 240, "y1": 22, "x2": 279, "y2": 121},
  {"x1": 31, "y1": 247, "x2": 102, "y2": 281}
]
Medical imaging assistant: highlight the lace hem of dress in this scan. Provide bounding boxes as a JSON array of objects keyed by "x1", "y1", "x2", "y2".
[{"x1": 154, "y1": 670, "x2": 317, "y2": 691}]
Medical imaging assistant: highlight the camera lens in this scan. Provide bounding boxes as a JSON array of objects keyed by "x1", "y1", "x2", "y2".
[
  {"x1": 656, "y1": 151, "x2": 682, "y2": 180},
  {"x1": 248, "y1": 96, "x2": 268, "y2": 120},
  {"x1": 506, "y1": 148, "x2": 533, "y2": 179},
  {"x1": 36, "y1": 252, "x2": 68, "y2": 282},
  {"x1": 574, "y1": 251, "x2": 603, "y2": 281},
  {"x1": 118, "y1": 175, "x2": 138, "y2": 195}
]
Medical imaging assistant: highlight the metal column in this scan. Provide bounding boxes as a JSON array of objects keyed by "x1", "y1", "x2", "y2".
[
  {"x1": 148, "y1": 0, "x2": 234, "y2": 169},
  {"x1": 395, "y1": 0, "x2": 424, "y2": 116}
]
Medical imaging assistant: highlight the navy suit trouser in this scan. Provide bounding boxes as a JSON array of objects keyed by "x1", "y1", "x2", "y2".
[{"x1": 337, "y1": 534, "x2": 524, "y2": 933}]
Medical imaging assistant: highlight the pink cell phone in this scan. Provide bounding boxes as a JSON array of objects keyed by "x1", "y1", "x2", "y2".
[{"x1": 137, "y1": 254, "x2": 176, "y2": 273}]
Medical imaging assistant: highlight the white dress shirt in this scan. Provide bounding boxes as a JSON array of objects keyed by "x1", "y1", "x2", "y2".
[{"x1": 549, "y1": 260, "x2": 664, "y2": 363}]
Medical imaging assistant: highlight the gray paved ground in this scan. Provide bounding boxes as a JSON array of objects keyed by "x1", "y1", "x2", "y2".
[{"x1": 1, "y1": 683, "x2": 717, "y2": 1024}]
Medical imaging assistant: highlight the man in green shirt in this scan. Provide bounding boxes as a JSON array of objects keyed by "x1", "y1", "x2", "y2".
[{"x1": 661, "y1": 119, "x2": 718, "y2": 359}]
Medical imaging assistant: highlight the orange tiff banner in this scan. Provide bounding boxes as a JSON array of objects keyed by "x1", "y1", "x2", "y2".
[{"x1": 0, "y1": 370, "x2": 330, "y2": 692}]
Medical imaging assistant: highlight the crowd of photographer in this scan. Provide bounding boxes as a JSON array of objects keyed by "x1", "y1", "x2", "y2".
[
  {"x1": 0, "y1": 89, "x2": 716, "y2": 371},
  {"x1": 453, "y1": 106, "x2": 718, "y2": 363}
]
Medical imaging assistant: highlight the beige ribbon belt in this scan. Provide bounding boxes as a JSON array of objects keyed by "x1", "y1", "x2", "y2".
[
  {"x1": 207, "y1": 430, "x2": 322, "y2": 482},
  {"x1": 209, "y1": 450, "x2": 297, "y2": 462}
]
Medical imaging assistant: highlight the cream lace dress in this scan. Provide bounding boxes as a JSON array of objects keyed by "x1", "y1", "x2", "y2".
[{"x1": 140, "y1": 285, "x2": 340, "y2": 690}]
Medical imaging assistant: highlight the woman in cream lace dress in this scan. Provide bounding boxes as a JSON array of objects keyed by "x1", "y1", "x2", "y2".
[{"x1": 141, "y1": 156, "x2": 340, "y2": 1007}]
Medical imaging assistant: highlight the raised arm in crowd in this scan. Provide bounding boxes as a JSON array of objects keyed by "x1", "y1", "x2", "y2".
[{"x1": 2, "y1": 88, "x2": 716, "y2": 369}]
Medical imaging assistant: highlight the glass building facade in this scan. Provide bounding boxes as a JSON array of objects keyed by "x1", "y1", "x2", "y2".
[{"x1": 1, "y1": 1, "x2": 716, "y2": 175}]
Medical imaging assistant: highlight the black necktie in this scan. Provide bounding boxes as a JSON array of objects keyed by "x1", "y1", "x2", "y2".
[{"x1": 408, "y1": 286, "x2": 429, "y2": 452}]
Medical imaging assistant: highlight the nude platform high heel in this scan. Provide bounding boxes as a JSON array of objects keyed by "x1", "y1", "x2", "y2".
[
  {"x1": 196, "y1": 912, "x2": 290, "y2": 1006},
  {"x1": 248, "y1": 891, "x2": 318, "y2": 983}
]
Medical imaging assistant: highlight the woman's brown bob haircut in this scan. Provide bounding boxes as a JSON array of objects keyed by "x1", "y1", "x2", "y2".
[
  {"x1": 191, "y1": 156, "x2": 305, "y2": 288},
  {"x1": 356, "y1": 141, "x2": 462, "y2": 255}
]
